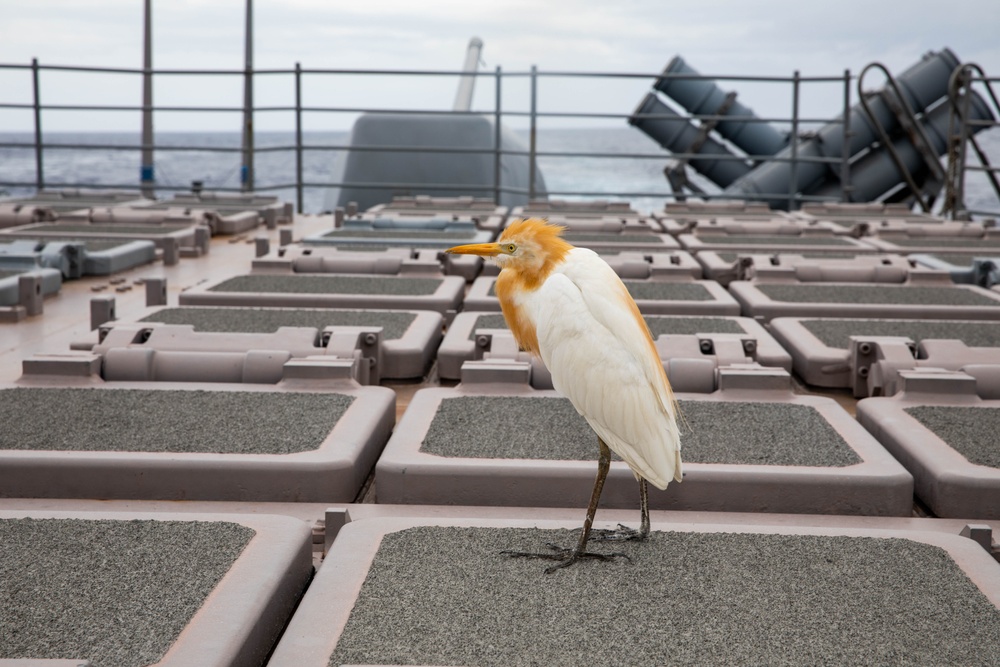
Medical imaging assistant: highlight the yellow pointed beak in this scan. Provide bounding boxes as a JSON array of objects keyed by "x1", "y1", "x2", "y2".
[{"x1": 445, "y1": 242, "x2": 502, "y2": 257}]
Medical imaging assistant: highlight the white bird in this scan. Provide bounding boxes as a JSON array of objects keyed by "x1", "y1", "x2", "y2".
[{"x1": 447, "y1": 218, "x2": 682, "y2": 572}]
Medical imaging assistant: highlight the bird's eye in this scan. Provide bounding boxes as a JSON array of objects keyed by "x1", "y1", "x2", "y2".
[{"x1": 505, "y1": 243, "x2": 517, "y2": 254}]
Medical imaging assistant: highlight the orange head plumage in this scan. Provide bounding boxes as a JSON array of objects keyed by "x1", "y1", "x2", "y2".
[{"x1": 446, "y1": 217, "x2": 573, "y2": 290}]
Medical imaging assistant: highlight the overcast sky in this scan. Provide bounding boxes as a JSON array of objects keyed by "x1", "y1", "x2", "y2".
[{"x1": 1, "y1": 0, "x2": 998, "y2": 132}]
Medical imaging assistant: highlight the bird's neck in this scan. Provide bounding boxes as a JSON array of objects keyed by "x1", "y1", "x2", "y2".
[{"x1": 495, "y1": 270, "x2": 541, "y2": 354}]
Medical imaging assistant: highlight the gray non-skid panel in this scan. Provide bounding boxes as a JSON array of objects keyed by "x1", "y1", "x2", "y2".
[
  {"x1": 680, "y1": 234, "x2": 873, "y2": 255},
  {"x1": 625, "y1": 281, "x2": 715, "y2": 301},
  {"x1": 378, "y1": 387, "x2": 910, "y2": 514},
  {"x1": 713, "y1": 251, "x2": 864, "y2": 263},
  {"x1": 857, "y1": 397, "x2": 1000, "y2": 518},
  {"x1": 0, "y1": 387, "x2": 352, "y2": 454},
  {"x1": 801, "y1": 318, "x2": 1000, "y2": 349},
  {"x1": 465, "y1": 276, "x2": 738, "y2": 315},
  {"x1": 209, "y1": 274, "x2": 443, "y2": 296},
  {"x1": 733, "y1": 282, "x2": 1000, "y2": 322},
  {"x1": 927, "y1": 253, "x2": 981, "y2": 266},
  {"x1": 487, "y1": 279, "x2": 715, "y2": 301},
  {"x1": 646, "y1": 316, "x2": 745, "y2": 337},
  {"x1": 297, "y1": 243, "x2": 400, "y2": 251},
  {"x1": 886, "y1": 237, "x2": 1000, "y2": 248},
  {"x1": 421, "y1": 396, "x2": 859, "y2": 467},
  {"x1": 0, "y1": 518, "x2": 254, "y2": 667},
  {"x1": 633, "y1": 281, "x2": 742, "y2": 315},
  {"x1": 693, "y1": 234, "x2": 858, "y2": 246},
  {"x1": 465, "y1": 314, "x2": 745, "y2": 341},
  {"x1": 180, "y1": 273, "x2": 464, "y2": 315},
  {"x1": 558, "y1": 233, "x2": 679, "y2": 252},
  {"x1": 905, "y1": 405, "x2": 1000, "y2": 468},
  {"x1": 757, "y1": 283, "x2": 1000, "y2": 307},
  {"x1": 682, "y1": 400, "x2": 860, "y2": 466},
  {"x1": 313, "y1": 229, "x2": 480, "y2": 240},
  {"x1": 0, "y1": 382, "x2": 394, "y2": 502},
  {"x1": 139, "y1": 306, "x2": 417, "y2": 340},
  {"x1": 422, "y1": 396, "x2": 595, "y2": 460},
  {"x1": 20, "y1": 224, "x2": 187, "y2": 236},
  {"x1": 563, "y1": 232, "x2": 660, "y2": 243},
  {"x1": 302, "y1": 221, "x2": 495, "y2": 251},
  {"x1": 327, "y1": 526, "x2": 1000, "y2": 667},
  {"x1": 351, "y1": 211, "x2": 504, "y2": 232}
]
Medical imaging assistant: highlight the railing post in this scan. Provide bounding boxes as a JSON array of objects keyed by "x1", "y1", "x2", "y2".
[
  {"x1": 295, "y1": 61, "x2": 304, "y2": 214},
  {"x1": 31, "y1": 58, "x2": 44, "y2": 192},
  {"x1": 529, "y1": 65, "x2": 538, "y2": 201},
  {"x1": 840, "y1": 69, "x2": 852, "y2": 203},
  {"x1": 140, "y1": 0, "x2": 155, "y2": 199},
  {"x1": 493, "y1": 65, "x2": 502, "y2": 205},
  {"x1": 943, "y1": 66, "x2": 966, "y2": 219},
  {"x1": 240, "y1": 0, "x2": 254, "y2": 192},
  {"x1": 788, "y1": 69, "x2": 801, "y2": 211},
  {"x1": 956, "y1": 73, "x2": 974, "y2": 219}
]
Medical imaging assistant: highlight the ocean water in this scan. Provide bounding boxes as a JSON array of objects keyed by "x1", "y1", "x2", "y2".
[{"x1": 0, "y1": 127, "x2": 998, "y2": 216}]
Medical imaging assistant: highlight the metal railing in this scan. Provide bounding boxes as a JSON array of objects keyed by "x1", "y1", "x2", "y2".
[
  {"x1": 943, "y1": 65, "x2": 1000, "y2": 219},
  {"x1": 0, "y1": 58, "x2": 997, "y2": 216}
]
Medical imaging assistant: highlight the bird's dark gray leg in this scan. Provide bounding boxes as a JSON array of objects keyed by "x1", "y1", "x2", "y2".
[
  {"x1": 502, "y1": 437, "x2": 628, "y2": 573},
  {"x1": 592, "y1": 477, "x2": 650, "y2": 542},
  {"x1": 639, "y1": 477, "x2": 651, "y2": 537}
]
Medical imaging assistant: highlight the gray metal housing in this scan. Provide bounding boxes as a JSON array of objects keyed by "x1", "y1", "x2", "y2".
[{"x1": 324, "y1": 113, "x2": 546, "y2": 212}]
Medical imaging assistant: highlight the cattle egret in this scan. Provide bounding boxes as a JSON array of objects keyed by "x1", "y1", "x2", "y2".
[{"x1": 446, "y1": 218, "x2": 682, "y2": 572}]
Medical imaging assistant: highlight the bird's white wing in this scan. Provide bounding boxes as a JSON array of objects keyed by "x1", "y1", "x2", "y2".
[{"x1": 521, "y1": 248, "x2": 681, "y2": 489}]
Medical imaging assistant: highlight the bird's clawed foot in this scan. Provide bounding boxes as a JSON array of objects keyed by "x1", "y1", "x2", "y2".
[
  {"x1": 591, "y1": 522, "x2": 649, "y2": 542},
  {"x1": 501, "y1": 542, "x2": 630, "y2": 574}
]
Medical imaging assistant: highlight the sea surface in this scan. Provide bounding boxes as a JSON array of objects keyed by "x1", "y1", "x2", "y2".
[{"x1": 1, "y1": 127, "x2": 998, "y2": 216}]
